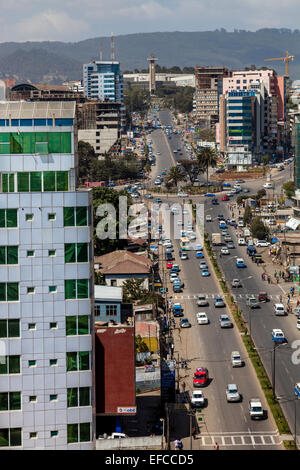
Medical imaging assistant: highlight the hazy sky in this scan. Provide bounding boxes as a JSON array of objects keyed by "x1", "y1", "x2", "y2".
[{"x1": 0, "y1": 0, "x2": 299, "y2": 42}]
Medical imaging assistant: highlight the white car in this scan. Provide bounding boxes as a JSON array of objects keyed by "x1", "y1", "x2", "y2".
[
  {"x1": 170, "y1": 273, "x2": 179, "y2": 282},
  {"x1": 180, "y1": 253, "x2": 188, "y2": 260},
  {"x1": 255, "y1": 240, "x2": 270, "y2": 247},
  {"x1": 178, "y1": 192, "x2": 188, "y2": 198},
  {"x1": 263, "y1": 182, "x2": 274, "y2": 189},
  {"x1": 187, "y1": 231, "x2": 196, "y2": 240},
  {"x1": 238, "y1": 220, "x2": 244, "y2": 227},
  {"x1": 274, "y1": 303, "x2": 286, "y2": 316},
  {"x1": 197, "y1": 312, "x2": 209, "y2": 325},
  {"x1": 197, "y1": 295, "x2": 208, "y2": 307},
  {"x1": 206, "y1": 214, "x2": 212, "y2": 222},
  {"x1": 226, "y1": 384, "x2": 241, "y2": 402},
  {"x1": 221, "y1": 247, "x2": 229, "y2": 255},
  {"x1": 191, "y1": 390, "x2": 205, "y2": 407},
  {"x1": 238, "y1": 238, "x2": 246, "y2": 246},
  {"x1": 231, "y1": 351, "x2": 242, "y2": 367}
]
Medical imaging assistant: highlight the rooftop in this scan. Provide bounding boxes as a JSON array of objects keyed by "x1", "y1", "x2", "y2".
[
  {"x1": 95, "y1": 250, "x2": 151, "y2": 275},
  {"x1": 94, "y1": 285, "x2": 122, "y2": 302},
  {"x1": 0, "y1": 101, "x2": 76, "y2": 119}
]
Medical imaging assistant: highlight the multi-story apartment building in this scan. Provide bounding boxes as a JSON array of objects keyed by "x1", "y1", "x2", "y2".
[
  {"x1": 0, "y1": 101, "x2": 94, "y2": 449},
  {"x1": 83, "y1": 61, "x2": 124, "y2": 103},
  {"x1": 194, "y1": 66, "x2": 230, "y2": 128}
]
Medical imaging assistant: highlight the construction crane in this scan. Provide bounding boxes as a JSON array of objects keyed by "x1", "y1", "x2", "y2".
[{"x1": 264, "y1": 50, "x2": 295, "y2": 76}]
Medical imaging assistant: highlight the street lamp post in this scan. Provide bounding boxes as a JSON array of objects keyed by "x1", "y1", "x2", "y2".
[{"x1": 160, "y1": 418, "x2": 165, "y2": 450}]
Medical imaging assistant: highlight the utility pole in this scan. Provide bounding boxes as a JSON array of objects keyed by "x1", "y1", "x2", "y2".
[{"x1": 165, "y1": 403, "x2": 170, "y2": 450}]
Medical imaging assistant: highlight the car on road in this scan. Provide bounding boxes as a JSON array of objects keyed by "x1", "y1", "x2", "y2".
[
  {"x1": 227, "y1": 241, "x2": 235, "y2": 249},
  {"x1": 219, "y1": 314, "x2": 233, "y2": 328},
  {"x1": 226, "y1": 384, "x2": 241, "y2": 402},
  {"x1": 191, "y1": 391, "x2": 205, "y2": 407},
  {"x1": 173, "y1": 303, "x2": 183, "y2": 317},
  {"x1": 221, "y1": 195, "x2": 229, "y2": 201},
  {"x1": 205, "y1": 193, "x2": 216, "y2": 197},
  {"x1": 293, "y1": 307, "x2": 300, "y2": 316},
  {"x1": 238, "y1": 238, "x2": 246, "y2": 246},
  {"x1": 180, "y1": 253, "x2": 188, "y2": 260},
  {"x1": 255, "y1": 240, "x2": 270, "y2": 247},
  {"x1": 249, "y1": 398, "x2": 264, "y2": 420},
  {"x1": 201, "y1": 269, "x2": 210, "y2": 277},
  {"x1": 219, "y1": 221, "x2": 227, "y2": 229},
  {"x1": 178, "y1": 192, "x2": 188, "y2": 198},
  {"x1": 271, "y1": 328, "x2": 285, "y2": 343},
  {"x1": 217, "y1": 214, "x2": 224, "y2": 221},
  {"x1": 263, "y1": 182, "x2": 274, "y2": 189},
  {"x1": 170, "y1": 272, "x2": 179, "y2": 282},
  {"x1": 231, "y1": 351, "x2": 242, "y2": 367},
  {"x1": 166, "y1": 261, "x2": 173, "y2": 269},
  {"x1": 221, "y1": 230, "x2": 228, "y2": 236},
  {"x1": 294, "y1": 383, "x2": 300, "y2": 399},
  {"x1": 221, "y1": 247, "x2": 229, "y2": 255},
  {"x1": 246, "y1": 296, "x2": 259, "y2": 308},
  {"x1": 197, "y1": 295, "x2": 209, "y2": 307},
  {"x1": 196, "y1": 312, "x2": 209, "y2": 325},
  {"x1": 274, "y1": 303, "x2": 286, "y2": 316},
  {"x1": 214, "y1": 296, "x2": 225, "y2": 308},
  {"x1": 224, "y1": 235, "x2": 232, "y2": 242},
  {"x1": 180, "y1": 318, "x2": 191, "y2": 328},
  {"x1": 258, "y1": 292, "x2": 268, "y2": 302},
  {"x1": 199, "y1": 261, "x2": 208, "y2": 270},
  {"x1": 154, "y1": 198, "x2": 162, "y2": 203},
  {"x1": 212, "y1": 198, "x2": 218, "y2": 205},
  {"x1": 193, "y1": 367, "x2": 209, "y2": 387},
  {"x1": 196, "y1": 251, "x2": 204, "y2": 258},
  {"x1": 236, "y1": 258, "x2": 246, "y2": 268},
  {"x1": 206, "y1": 214, "x2": 212, "y2": 222},
  {"x1": 231, "y1": 279, "x2": 241, "y2": 288},
  {"x1": 171, "y1": 264, "x2": 180, "y2": 273}
]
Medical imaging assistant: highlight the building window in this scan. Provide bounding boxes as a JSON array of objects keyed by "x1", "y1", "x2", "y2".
[
  {"x1": 28, "y1": 360, "x2": 36, "y2": 368},
  {"x1": 29, "y1": 396, "x2": 37, "y2": 402},
  {"x1": 66, "y1": 315, "x2": 89, "y2": 336},
  {"x1": 27, "y1": 250, "x2": 35, "y2": 257},
  {"x1": 66, "y1": 352, "x2": 90, "y2": 372},
  {"x1": 0, "y1": 283, "x2": 19, "y2": 301},
  {"x1": 49, "y1": 286, "x2": 57, "y2": 294},
  {"x1": 0, "y1": 392, "x2": 21, "y2": 411},
  {"x1": 29, "y1": 432, "x2": 37, "y2": 439},
  {"x1": 110, "y1": 279, "x2": 117, "y2": 287},
  {"x1": 48, "y1": 213, "x2": 56, "y2": 221},
  {"x1": 49, "y1": 359, "x2": 57, "y2": 366},
  {"x1": 0, "y1": 319, "x2": 20, "y2": 338},
  {"x1": 64, "y1": 243, "x2": 88, "y2": 263},
  {"x1": 25, "y1": 213, "x2": 34, "y2": 222},
  {"x1": 28, "y1": 323, "x2": 36, "y2": 330},
  {"x1": 50, "y1": 322, "x2": 57, "y2": 329},
  {"x1": 0, "y1": 356, "x2": 20, "y2": 374},
  {"x1": 105, "y1": 305, "x2": 117, "y2": 316},
  {"x1": 0, "y1": 209, "x2": 18, "y2": 228},
  {"x1": 49, "y1": 395, "x2": 57, "y2": 401},
  {"x1": 67, "y1": 423, "x2": 90, "y2": 443},
  {"x1": 27, "y1": 287, "x2": 35, "y2": 294},
  {"x1": 63, "y1": 207, "x2": 88, "y2": 227},
  {"x1": 67, "y1": 387, "x2": 90, "y2": 407},
  {"x1": 94, "y1": 305, "x2": 101, "y2": 316},
  {"x1": 0, "y1": 428, "x2": 22, "y2": 447},
  {"x1": 1, "y1": 174, "x2": 15, "y2": 193},
  {"x1": 65, "y1": 279, "x2": 89, "y2": 299},
  {"x1": 50, "y1": 431, "x2": 58, "y2": 438},
  {"x1": 48, "y1": 250, "x2": 56, "y2": 257}
]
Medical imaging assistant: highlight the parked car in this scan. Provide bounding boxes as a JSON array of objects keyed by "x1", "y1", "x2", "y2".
[
  {"x1": 180, "y1": 318, "x2": 191, "y2": 328},
  {"x1": 255, "y1": 240, "x2": 270, "y2": 247},
  {"x1": 173, "y1": 303, "x2": 183, "y2": 317},
  {"x1": 193, "y1": 367, "x2": 209, "y2": 387},
  {"x1": 191, "y1": 391, "x2": 205, "y2": 407}
]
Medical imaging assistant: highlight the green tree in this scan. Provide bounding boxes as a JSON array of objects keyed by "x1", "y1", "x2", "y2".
[
  {"x1": 243, "y1": 205, "x2": 252, "y2": 225},
  {"x1": 94, "y1": 271, "x2": 106, "y2": 285},
  {"x1": 194, "y1": 146, "x2": 218, "y2": 191},
  {"x1": 123, "y1": 278, "x2": 147, "y2": 302},
  {"x1": 250, "y1": 217, "x2": 270, "y2": 240},
  {"x1": 165, "y1": 166, "x2": 185, "y2": 187},
  {"x1": 178, "y1": 159, "x2": 201, "y2": 185},
  {"x1": 282, "y1": 180, "x2": 295, "y2": 198},
  {"x1": 255, "y1": 189, "x2": 266, "y2": 200},
  {"x1": 77, "y1": 141, "x2": 97, "y2": 182},
  {"x1": 135, "y1": 335, "x2": 149, "y2": 353}
]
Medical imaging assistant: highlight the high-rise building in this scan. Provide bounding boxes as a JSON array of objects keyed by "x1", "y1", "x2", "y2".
[
  {"x1": 0, "y1": 101, "x2": 94, "y2": 449},
  {"x1": 83, "y1": 61, "x2": 124, "y2": 103},
  {"x1": 194, "y1": 66, "x2": 230, "y2": 128}
]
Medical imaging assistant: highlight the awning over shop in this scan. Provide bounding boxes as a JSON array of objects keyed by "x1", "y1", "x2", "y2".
[{"x1": 285, "y1": 218, "x2": 300, "y2": 231}]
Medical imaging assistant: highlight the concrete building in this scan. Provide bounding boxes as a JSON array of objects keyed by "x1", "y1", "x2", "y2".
[
  {"x1": 194, "y1": 66, "x2": 230, "y2": 128},
  {"x1": 123, "y1": 73, "x2": 195, "y2": 88},
  {"x1": 0, "y1": 101, "x2": 95, "y2": 449},
  {"x1": 77, "y1": 100, "x2": 123, "y2": 158},
  {"x1": 94, "y1": 285, "x2": 123, "y2": 323},
  {"x1": 8, "y1": 84, "x2": 83, "y2": 102},
  {"x1": 83, "y1": 61, "x2": 124, "y2": 103}
]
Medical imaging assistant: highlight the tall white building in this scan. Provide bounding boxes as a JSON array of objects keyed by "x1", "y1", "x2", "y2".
[
  {"x1": 83, "y1": 61, "x2": 124, "y2": 103},
  {"x1": 0, "y1": 101, "x2": 95, "y2": 449}
]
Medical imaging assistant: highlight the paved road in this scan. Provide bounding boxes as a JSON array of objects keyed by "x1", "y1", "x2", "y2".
[{"x1": 203, "y1": 190, "x2": 299, "y2": 444}]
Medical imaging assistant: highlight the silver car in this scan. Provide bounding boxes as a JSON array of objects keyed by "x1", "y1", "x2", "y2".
[
  {"x1": 226, "y1": 384, "x2": 241, "y2": 402},
  {"x1": 219, "y1": 314, "x2": 233, "y2": 328}
]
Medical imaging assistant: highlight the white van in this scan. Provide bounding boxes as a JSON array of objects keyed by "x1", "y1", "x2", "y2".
[
  {"x1": 206, "y1": 214, "x2": 212, "y2": 222},
  {"x1": 263, "y1": 182, "x2": 274, "y2": 189}
]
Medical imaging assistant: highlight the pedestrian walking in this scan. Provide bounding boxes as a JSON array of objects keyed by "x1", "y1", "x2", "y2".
[
  {"x1": 279, "y1": 271, "x2": 282, "y2": 278},
  {"x1": 267, "y1": 276, "x2": 271, "y2": 284},
  {"x1": 280, "y1": 295, "x2": 282, "y2": 303},
  {"x1": 297, "y1": 299, "x2": 300, "y2": 307},
  {"x1": 181, "y1": 381, "x2": 186, "y2": 393},
  {"x1": 177, "y1": 439, "x2": 183, "y2": 450},
  {"x1": 214, "y1": 442, "x2": 219, "y2": 450},
  {"x1": 174, "y1": 439, "x2": 179, "y2": 450},
  {"x1": 261, "y1": 273, "x2": 264, "y2": 281}
]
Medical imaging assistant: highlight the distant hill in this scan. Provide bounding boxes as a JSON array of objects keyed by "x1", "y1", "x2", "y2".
[{"x1": 0, "y1": 29, "x2": 300, "y2": 84}]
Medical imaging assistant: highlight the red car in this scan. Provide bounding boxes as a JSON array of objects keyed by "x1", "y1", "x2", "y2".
[
  {"x1": 166, "y1": 261, "x2": 173, "y2": 269},
  {"x1": 221, "y1": 195, "x2": 229, "y2": 201},
  {"x1": 193, "y1": 367, "x2": 209, "y2": 387}
]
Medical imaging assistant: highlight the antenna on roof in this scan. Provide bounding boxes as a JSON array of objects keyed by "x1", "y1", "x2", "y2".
[
  {"x1": 111, "y1": 32, "x2": 115, "y2": 62},
  {"x1": 100, "y1": 42, "x2": 103, "y2": 61}
]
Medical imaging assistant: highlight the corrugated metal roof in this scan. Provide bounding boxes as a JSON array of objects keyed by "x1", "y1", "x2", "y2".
[{"x1": 0, "y1": 101, "x2": 76, "y2": 119}]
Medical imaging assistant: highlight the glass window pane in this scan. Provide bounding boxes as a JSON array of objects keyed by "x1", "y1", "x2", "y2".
[
  {"x1": 22, "y1": 132, "x2": 35, "y2": 153},
  {"x1": 66, "y1": 316, "x2": 76, "y2": 336},
  {"x1": 79, "y1": 388, "x2": 90, "y2": 407},
  {"x1": 77, "y1": 279, "x2": 88, "y2": 299},
  {"x1": 11, "y1": 133, "x2": 23, "y2": 153},
  {"x1": 35, "y1": 142, "x2": 48, "y2": 154},
  {"x1": 9, "y1": 392, "x2": 21, "y2": 410},
  {"x1": 76, "y1": 207, "x2": 87, "y2": 226},
  {"x1": 8, "y1": 320, "x2": 20, "y2": 338},
  {"x1": 0, "y1": 393, "x2": 8, "y2": 411},
  {"x1": 30, "y1": 172, "x2": 42, "y2": 192},
  {"x1": 9, "y1": 356, "x2": 20, "y2": 374},
  {"x1": 65, "y1": 244, "x2": 76, "y2": 263},
  {"x1": 79, "y1": 351, "x2": 89, "y2": 371},
  {"x1": 10, "y1": 428, "x2": 21, "y2": 447},
  {"x1": 65, "y1": 280, "x2": 76, "y2": 300},
  {"x1": 17, "y1": 172, "x2": 29, "y2": 192},
  {"x1": 56, "y1": 171, "x2": 68, "y2": 191},
  {"x1": 2, "y1": 174, "x2": 8, "y2": 193},
  {"x1": 0, "y1": 284, "x2": 6, "y2": 301},
  {"x1": 0, "y1": 210, "x2": 5, "y2": 228},
  {"x1": 77, "y1": 243, "x2": 88, "y2": 263},
  {"x1": 66, "y1": 352, "x2": 77, "y2": 371},
  {"x1": 0, "y1": 247, "x2": 5, "y2": 265},
  {"x1": 0, "y1": 357, "x2": 8, "y2": 374},
  {"x1": 43, "y1": 171, "x2": 55, "y2": 191},
  {"x1": 78, "y1": 316, "x2": 89, "y2": 335},
  {"x1": 0, "y1": 320, "x2": 7, "y2": 337},
  {"x1": 6, "y1": 209, "x2": 17, "y2": 228},
  {"x1": 67, "y1": 388, "x2": 78, "y2": 407},
  {"x1": 79, "y1": 423, "x2": 90, "y2": 442},
  {"x1": 0, "y1": 429, "x2": 9, "y2": 447},
  {"x1": 67, "y1": 424, "x2": 78, "y2": 444},
  {"x1": 7, "y1": 246, "x2": 18, "y2": 265},
  {"x1": 63, "y1": 207, "x2": 74, "y2": 227},
  {"x1": 7, "y1": 283, "x2": 19, "y2": 301},
  {"x1": 9, "y1": 174, "x2": 14, "y2": 193}
]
